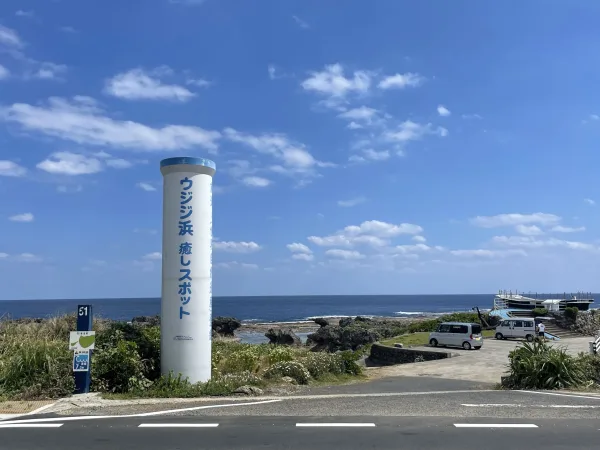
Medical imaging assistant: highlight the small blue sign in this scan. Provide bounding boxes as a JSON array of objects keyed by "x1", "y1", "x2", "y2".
[{"x1": 73, "y1": 350, "x2": 90, "y2": 372}]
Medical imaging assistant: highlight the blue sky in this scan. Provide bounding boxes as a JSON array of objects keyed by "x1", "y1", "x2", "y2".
[{"x1": 2, "y1": 1, "x2": 600, "y2": 300}]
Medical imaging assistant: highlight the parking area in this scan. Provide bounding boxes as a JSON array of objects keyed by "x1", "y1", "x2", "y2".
[{"x1": 368, "y1": 337, "x2": 594, "y2": 384}]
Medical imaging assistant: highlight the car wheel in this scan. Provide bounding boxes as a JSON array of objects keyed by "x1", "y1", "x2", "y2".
[
  {"x1": 429, "y1": 338, "x2": 438, "y2": 347},
  {"x1": 526, "y1": 334, "x2": 534, "y2": 342},
  {"x1": 462, "y1": 341, "x2": 472, "y2": 350},
  {"x1": 495, "y1": 333, "x2": 503, "y2": 340}
]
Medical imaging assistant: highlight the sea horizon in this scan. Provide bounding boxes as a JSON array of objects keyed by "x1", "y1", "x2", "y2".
[{"x1": 1, "y1": 293, "x2": 596, "y2": 323}]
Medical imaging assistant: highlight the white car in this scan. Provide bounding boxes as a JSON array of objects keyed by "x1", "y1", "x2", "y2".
[
  {"x1": 428, "y1": 322, "x2": 483, "y2": 350},
  {"x1": 494, "y1": 318, "x2": 536, "y2": 342}
]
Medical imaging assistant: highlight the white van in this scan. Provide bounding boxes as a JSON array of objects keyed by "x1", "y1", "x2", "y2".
[
  {"x1": 429, "y1": 322, "x2": 483, "y2": 350},
  {"x1": 494, "y1": 318, "x2": 536, "y2": 342}
]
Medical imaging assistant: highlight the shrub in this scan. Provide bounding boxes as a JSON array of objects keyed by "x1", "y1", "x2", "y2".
[
  {"x1": 267, "y1": 346, "x2": 296, "y2": 365},
  {"x1": 532, "y1": 308, "x2": 549, "y2": 317},
  {"x1": 577, "y1": 353, "x2": 600, "y2": 384},
  {"x1": 564, "y1": 307, "x2": 579, "y2": 322},
  {"x1": 302, "y1": 352, "x2": 344, "y2": 379},
  {"x1": 220, "y1": 348, "x2": 261, "y2": 374},
  {"x1": 264, "y1": 361, "x2": 311, "y2": 384},
  {"x1": 92, "y1": 340, "x2": 150, "y2": 393},
  {"x1": 339, "y1": 350, "x2": 362, "y2": 375},
  {"x1": 504, "y1": 341, "x2": 586, "y2": 389},
  {"x1": 0, "y1": 340, "x2": 74, "y2": 399}
]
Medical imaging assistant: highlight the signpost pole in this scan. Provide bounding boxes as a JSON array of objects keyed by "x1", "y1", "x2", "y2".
[{"x1": 74, "y1": 304, "x2": 93, "y2": 394}]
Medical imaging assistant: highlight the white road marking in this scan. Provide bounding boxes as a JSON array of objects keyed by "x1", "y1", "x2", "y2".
[
  {"x1": 462, "y1": 403, "x2": 600, "y2": 409},
  {"x1": 296, "y1": 423, "x2": 376, "y2": 427},
  {"x1": 454, "y1": 424, "x2": 538, "y2": 428},
  {"x1": 0, "y1": 403, "x2": 57, "y2": 422},
  {"x1": 0, "y1": 399, "x2": 282, "y2": 424},
  {"x1": 0, "y1": 424, "x2": 63, "y2": 428},
  {"x1": 138, "y1": 423, "x2": 219, "y2": 428},
  {"x1": 0, "y1": 415, "x2": 22, "y2": 421},
  {"x1": 518, "y1": 390, "x2": 600, "y2": 401}
]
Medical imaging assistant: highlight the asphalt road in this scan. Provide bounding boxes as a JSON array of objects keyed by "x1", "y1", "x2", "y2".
[{"x1": 0, "y1": 416, "x2": 599, "y2": 450}]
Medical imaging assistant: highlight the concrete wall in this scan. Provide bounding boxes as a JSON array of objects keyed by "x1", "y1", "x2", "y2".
[{"x1": 369, "y1": 343, "x2": 451, "y2": 365}]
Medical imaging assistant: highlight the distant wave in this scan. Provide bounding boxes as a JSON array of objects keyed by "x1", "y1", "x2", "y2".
[
  {"x1": 304, "y1": 315, "x2": 381, "y2": 320},
  {"x1": 394, "y1": 311, "x2": 426, "y2": 316}
]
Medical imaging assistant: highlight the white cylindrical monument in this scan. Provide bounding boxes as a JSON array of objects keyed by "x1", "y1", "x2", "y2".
[{"x1": 160, "y1": 156, "x2": 215, "y2": 383}]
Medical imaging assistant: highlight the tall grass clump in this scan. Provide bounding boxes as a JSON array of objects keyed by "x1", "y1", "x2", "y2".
[{"x1": 503, "y1": 341, "x2": 588, "y2": 390}]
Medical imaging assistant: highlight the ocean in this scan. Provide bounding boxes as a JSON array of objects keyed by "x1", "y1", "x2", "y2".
[{"x1": 0, "y1": 294, "x2": 496, "y2": 322}]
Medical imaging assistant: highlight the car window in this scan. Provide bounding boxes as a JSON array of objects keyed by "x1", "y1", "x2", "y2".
[
  {"x1": 450, "y1": 325, "x2": 468, "y2": 334},
  {"x1": 523, "y1": 321, "x2": 533, "y2": 327},
  {"x1": 514, "y1": 321, "x2": 523, "y2": 327},
  {"x1": 471, "y1": 324, "x2": 482, "y2": 334},
  {"x1": 437, "y1": 324, "x2": 451, "y2": 333},
  {"x1": 500, "y1": 320, "x2": 509, "y2": 327}
]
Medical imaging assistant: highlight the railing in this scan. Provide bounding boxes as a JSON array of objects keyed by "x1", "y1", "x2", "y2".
[{"x1": 493, "y1": 297, "x2": 508, "y2": 310}]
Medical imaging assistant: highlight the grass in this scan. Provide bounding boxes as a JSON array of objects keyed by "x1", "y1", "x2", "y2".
[
  {"x1": 0, "y1": 315, "x2": 365, "y2": 400},
  {"x1": 379, "y1": 330, "x2": 496, "y2": 347}
]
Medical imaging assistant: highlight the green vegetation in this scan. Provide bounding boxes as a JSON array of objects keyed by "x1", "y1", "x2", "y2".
[
  {"x1": 503, "y1": 341, "x2": 600, "y2": 390},
  {"x1": 0, "y1": 315, "x2": 364, "y2": 400},
  {"x1": 564, "y1": 307, "x2": 579, "y2": 322},
  {"x1": 532, "y1": 308, "x2": 549, "y2": 317},
  {"x1": 379, "y1": 329, "x2": 496, "y2": 347}
]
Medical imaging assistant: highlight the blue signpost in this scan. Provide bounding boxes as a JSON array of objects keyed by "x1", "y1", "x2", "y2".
[{"x1": 74, "y1": 304, "x2": 93, "y2": 394}]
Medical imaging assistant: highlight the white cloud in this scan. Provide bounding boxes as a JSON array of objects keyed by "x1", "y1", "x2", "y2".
[
  {"x1": 1, "y1": 96, "x2": 220, "y2": 151},
  {"x1": 450, "y1": 249, "x2": 527, "y2": 258},
  {"x1": 584, "y1": 198, "x2": 595, "y2": 206},
  {"x1": 0, "y1": 25, "x2": 23, "y2": 48},
  {"x1": 168, "y1": 0, "x2": 207, "y2": 5},
  {"x1": 136, "y1": 182, "x2": 157, "y2": 192},
  {"x1": 287, "y1": 243, "x2": 312, "y2": 254},
  {"x1": 213, "y1": 240, "x2": 262, "y2": 253},
  {"x1": 105, "y1": 68, "x2": 196, "y2": 102},
  {"x1": 437, "y1": 105, "x2": 451, "y2": 117},
  {"x1": 412, "y1": 235, "x2": 426, "y2": 243},
  {"x1": 0, "y1": 160, "x2": 27, "y2": 177},
  {"x1": 394, "y1": 243, "x2": 444, "y2": 254},
  {"x1": 470, "y1": 213, "x2": 561, "y2": 228},
  {"x1": 9, "y1": 213, "x2": 34, "y2": 222},
  {"x1": 337, "y1": 196, "x2": 366, "y2": 207},
  {"x1": 338, "y1": 106, "x2": 379, "y2": 122},
  {"x1": 215, "y1": 261, "x2": 259, "y2": 270},
  {"x1": 385, "y1": 120, "x2": 448, "y2": 143},
  {"x1": 105, "y1": 158, "x2": 133, "y2": 169},
  {"x1": 143, "y1": 252, "x2": 162, "y2": 260},
  {"x1": 550, "y1": 225, "x2": 585, "y2": 233},
  {"x1": 292, "y1": 253, "x2": 314, "y2": 261},
  {"x1": 16, "y1": 253, "x2": 42, "y2": 263},
  {"x1": 223, "y1": 128, "x2": 330, "y2": 181},
  {"x1": 0, "y1": 65, "x2": 10, "y2": 80},
  {"x1": 292, "y1": 15, "x2": 310, "y2": 29},
  {"x1": 37, "y1": 152, "x2": 103, "y2": 175},
  {"x1": 309, "y1": 220, "x2": 423, "y2": 248},
  {"x1": 326, "y1": 249, "x2": 365, "y2": 260},
  {"x1": 515, "y1": 224, "x2": 544, "y2": 236},
  {"x1": 242, "y1": 176, "x2": 271, "y2": 187},
  {"x1": 31, "y1": 62, "x2": 67, "y2": 81},
  {"x1": 57, "y1": 184, "x2": 83, "y2": 193},
  {"x1": 349, "y1": 149, "x2": 391, "y2": 164},
  {"x1": 377, "y1": 73, "x2": 424, "y2": 90},
  {"x1": 186, "y1": 78, "x2": 210, "y2": 87},
  {"x1": 16, "y1": 10, "x2": 35, "y2": 18},
  {"x1": 461, "y1": 113, "x2": 482, "y2": 120},
  {"x1": 301, "y1": 64, "x2": 371, "y2": 102},
  {"x1": 492, "y1": 235, "x2": 597, "y2": 251}
]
